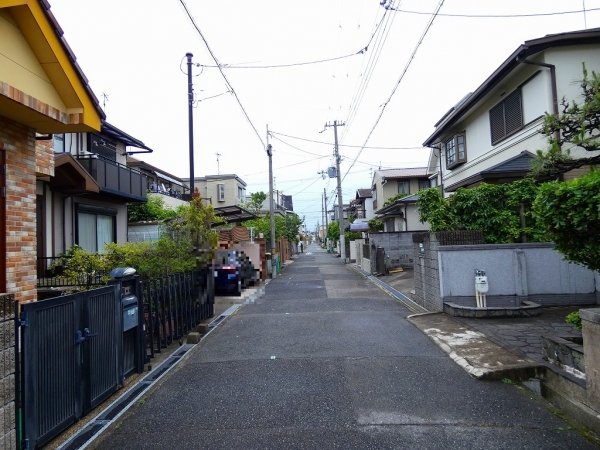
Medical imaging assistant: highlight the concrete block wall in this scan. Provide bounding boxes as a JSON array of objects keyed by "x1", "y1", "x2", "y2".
[
  {"x1": 413, "y1": 234, "x2": 443, "y2": 311},
  {"x1": 0, "y1": 294, "x2": 15, "y2": 450},
  {"x1": 368, "y1": 232, "x2": 420, "y2": 269}
]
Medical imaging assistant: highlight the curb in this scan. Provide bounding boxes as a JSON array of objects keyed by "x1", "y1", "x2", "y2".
[
  {"x1": 407, "y1": 313, "x2": 545, "y2": 381},
  {"x1": 347, "y1": 264, "x2": 428, "y2": 314}
]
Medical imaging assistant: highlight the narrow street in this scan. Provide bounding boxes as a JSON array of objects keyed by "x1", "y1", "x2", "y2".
[{"x1": 95, "y1": 243, "x2": 594, "y2": 449}]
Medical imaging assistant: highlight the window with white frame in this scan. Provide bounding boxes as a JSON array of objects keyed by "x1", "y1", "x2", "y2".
[
  {"x1": 217, "y1": 183, "x2": 225, "y2": 202},
  {"x1": 490, "y1": 88, "x2": 523, "y2": 145},
  {"x1": 398, "y1": 181, "x2": 409, "y2": 194},
  {"x1": 445, "y1": 133, "x2": 467, "y2": 169},
  {"x1": 53, "y1": 134, "x2": 65, "y2": 152}
]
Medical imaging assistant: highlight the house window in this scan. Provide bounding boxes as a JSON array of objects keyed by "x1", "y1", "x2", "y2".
[
  {"x1": 237, "y1": 186, "x2": 245, "y2": 202},
  {"x1": 398, "y1": 181, "x2": 409, "y2": 194},
  {"x1": 490, "y1": 88, "x2": 523, "y2": 145},
  {"x1": 418, "y1": 179, "x2": 430, "y2": 191},
  {"x1": 53, "y1": 134, "x2": 65, "y2": 153},
  {"x1": 445, "y1": 133, "x2": 467, "y2": 169},
  {"x1": 217, "y1": 183, "x2": 225, "y2": 202},
  {"x1": 76, "y1": 205, "x2": 116, "y2": 253}
]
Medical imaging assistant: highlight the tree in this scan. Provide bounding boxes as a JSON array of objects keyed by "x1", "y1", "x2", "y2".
[
  {"x1": 128, "y1": 195, "x2": 178, "y2": 222},
  {"x1": 416, "y1": 181, "x2": 546, "y2": 244},
  {"x1": 533, "y1": 170, "x2": 600, "y2": 271},
  {"x1": 533, "y1": 64, "x2": 600, "y2": 176},
  {"x1": 327, "y1": 221, "x2": 340, "y2": 242},
  {"x1": 239, "y1": 191, "x2": 267, "y2": 216}
]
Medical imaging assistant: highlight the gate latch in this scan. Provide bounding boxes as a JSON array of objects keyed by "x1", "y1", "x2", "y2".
[
  {"x1": 84, "y1": 328, "x2": 99, "y2": 340},
  {"x1": 75, "y1": 330, "x2": 85, "y2": 345}
]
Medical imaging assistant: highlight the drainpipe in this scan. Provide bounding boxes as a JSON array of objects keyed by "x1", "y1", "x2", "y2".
[
  {"x1": 404, "y1": 203, "x2": 408, "y2": 231},
  {"x1": 516, "y1": 57, "x2": 560, "y2": 144}
]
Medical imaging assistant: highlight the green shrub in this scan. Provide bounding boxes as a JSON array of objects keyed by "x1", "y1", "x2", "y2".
[{"x1": 566, "y1": 311, "x2": 582, "y2": 330}]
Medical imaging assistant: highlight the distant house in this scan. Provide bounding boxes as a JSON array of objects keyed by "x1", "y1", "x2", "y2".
[
  {"x1": 371, "y1": 168, "x2": 430, "y2": 232},
  {"x1": 127, "y1": 156, "x2": 189, "y2": 209},
  {"x1": 423, "y1": 28, "x2": 600, "y2": 196},
  {"x1": 1, "y1": 0, "x2": 104, "y2": 303},
  {"x1": 182, "y1": 174, "x2": 247, "y2": 207},
  {"x1": 349, "y1": 189, "x2": 373, "y2": 221}
]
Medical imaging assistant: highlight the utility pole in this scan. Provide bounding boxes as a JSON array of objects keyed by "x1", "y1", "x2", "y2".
[
  {"x1": 266, "y1": 125, "x2": 276, "y2": 279},
  {"x1": 324, "y1": 120, "x2": 345, "y2": 261},
  {"x1": 186, "y1": 52, "x2": 195, "y2": 197}
]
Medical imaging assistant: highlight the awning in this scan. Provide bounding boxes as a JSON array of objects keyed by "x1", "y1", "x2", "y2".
[
  {"x1": 49, "y1": 153, "x2": 100, "y2": 194},
  {"x1": 154, "y1": 171, "x2": 186, "y2": 187},
  {"x1": 213, "y1": 205, "x2": 257, "y2": 224},
  {"x1": 350, "y1": 222, "x2": 369, "y2": 231}
]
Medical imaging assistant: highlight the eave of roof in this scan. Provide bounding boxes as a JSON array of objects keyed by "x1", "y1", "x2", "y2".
[
  {"x1": 0, "y1": 1, "x2": 105, "y2": 132},
  {"x1": 423, "y1": 27, "x2": 600, "y2": 146},
  {"x1": 102, "y1": 122, "x2": 153, "y2": 153},
  {"x1": 444, "y1": 152, "x2": 535, "y2": 192}
]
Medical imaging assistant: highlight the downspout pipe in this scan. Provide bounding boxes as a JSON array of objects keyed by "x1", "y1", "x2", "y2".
[{"x1": 516, "y1": 57, "x2": 560, "y2": 144}]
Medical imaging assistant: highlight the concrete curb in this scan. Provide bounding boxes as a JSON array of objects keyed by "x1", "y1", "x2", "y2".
[
  {"x1": 407, "y1": 312, "x2": 545, "y2": 381},
  {"x1": 347, "y1": 264, "x2": 428, "y2": 314}
]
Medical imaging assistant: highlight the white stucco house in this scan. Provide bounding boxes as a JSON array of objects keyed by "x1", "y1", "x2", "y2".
[
  {"x1": 371, "y1": 167, "x2": 431, "y2": 232},
  {"x1": 423, "y1": 28, "x2": 600, "y2": 196}
]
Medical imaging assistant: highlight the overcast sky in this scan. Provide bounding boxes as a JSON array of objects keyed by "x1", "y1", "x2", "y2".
[{"x1": 48, "y1": 0, "x2": 600, "y2": 231}]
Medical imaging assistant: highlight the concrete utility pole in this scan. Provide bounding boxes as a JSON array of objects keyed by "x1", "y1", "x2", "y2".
[
  {"x1": 186, "y1": 52, "x2": 195, "y2": 197},
  {"x1": 324, "y1": 120, "x2": 345, "y2": 262},
  {"x1": 266, "y1": 125, "x2": 276, "y2": 279}
]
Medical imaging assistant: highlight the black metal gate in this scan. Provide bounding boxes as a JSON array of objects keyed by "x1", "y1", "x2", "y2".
[{"x1": 19, "y1": 285, "x2": 121, "y2": 449}]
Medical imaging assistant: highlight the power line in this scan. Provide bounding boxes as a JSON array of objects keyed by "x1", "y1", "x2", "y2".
[
  {"x1": 269, "y1": 130, "x2": 425, "y2": 150},
  {"x1": 343, "y1": 0, "x2": 445, "y2": 183},
  {"x1": 178, "y1": 0, "x2": 265, "y2": 148},
  {"x1": 381, "y1": 3, "x2": 600, "y2": 18}
]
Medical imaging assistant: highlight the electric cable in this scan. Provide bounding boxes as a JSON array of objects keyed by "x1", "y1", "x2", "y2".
[
  {"x1": 381, "y1": 3, "x2": 600, "y2": 18},
  {"x1": 343, "y1": 0, "x2": 445, "y2": 183},
  {"x1": 178, "y1": 0, "x2": 265, "y2": 148}
]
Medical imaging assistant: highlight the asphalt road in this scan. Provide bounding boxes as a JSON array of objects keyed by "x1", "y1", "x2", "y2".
[{"x1": 95, "y1": 242, "x2": 596, "y2": 449}]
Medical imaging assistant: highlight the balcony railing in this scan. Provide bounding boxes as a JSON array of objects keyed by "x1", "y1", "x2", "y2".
[{"x1": 76, "y1": 154, "x2": 147, "y2": 200}]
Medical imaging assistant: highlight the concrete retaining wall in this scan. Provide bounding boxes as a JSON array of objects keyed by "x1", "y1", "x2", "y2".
[{"x1": 413, "y1": 235, "x2": 599, "y2": 311}]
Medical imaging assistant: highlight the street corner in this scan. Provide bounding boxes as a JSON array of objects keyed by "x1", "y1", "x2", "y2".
[{"x1": 407, "y1": 312, "x2": 544, "y2": 381}]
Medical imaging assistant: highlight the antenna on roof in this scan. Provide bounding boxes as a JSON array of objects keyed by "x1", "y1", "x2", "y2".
[
  {"x1": 101, "y1": 92, "x2": 109, "y2": 112},
  {"x1": 216, "y1": 152, "x2": 222, "y2": 174}
]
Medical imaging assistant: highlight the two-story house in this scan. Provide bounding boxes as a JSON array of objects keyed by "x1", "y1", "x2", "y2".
[
  {"x1": 423, "y1": 28, "x2": 600, "y2": 196},
  {"x1": 183, "y1": 174, "x2": 247, "y2": 207},
  {"x1": 349, "y1": 189, "x2": 373, "y2": 221},
  {"x1": 371, "y1": 168, "x2": 430, "y2": 232},
  {"x1": 36, "y1": 121, "x2": 153, "y2": 274},
  {"x1": 1, "y1": 0, "x2": 104, "y2": 304},
  {"x1": 127, "y1": 156, "x2": 189, "y2": 208}
]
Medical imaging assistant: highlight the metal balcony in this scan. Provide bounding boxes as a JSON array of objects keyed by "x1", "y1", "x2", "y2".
[{"x1": 75, "y1": 154, "x2": 147, "y2": 201}]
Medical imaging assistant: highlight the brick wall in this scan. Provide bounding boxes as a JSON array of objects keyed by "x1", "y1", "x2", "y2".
[
  {"x1": 1, "y1": 115, "x2": 37, "y2": 304},
  {"x1": 35, "y1": 137, "x2": 54, "y2": 177}
]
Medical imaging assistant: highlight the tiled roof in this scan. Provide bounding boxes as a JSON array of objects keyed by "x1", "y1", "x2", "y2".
[{"x1": 356, "y1": 189, "x2": 372, "y2": 198}]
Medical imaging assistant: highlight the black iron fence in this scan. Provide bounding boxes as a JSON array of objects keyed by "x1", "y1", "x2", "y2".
[
  {"x1": 142, "y1": 268, "x2": 214, "y2": 359},
  {"x1": 36, "y1": 256, "x2": 106, "y2": 288},
  {"x1": 20, "y1": 268, "x2": 213, "y2": 449}
]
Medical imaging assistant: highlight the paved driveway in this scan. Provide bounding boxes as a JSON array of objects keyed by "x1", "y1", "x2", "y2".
[{"x1": 95, "y1": 243, "x2": 595, "y2": 449}]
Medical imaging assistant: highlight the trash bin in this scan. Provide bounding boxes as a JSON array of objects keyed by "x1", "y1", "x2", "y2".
[{"x1": 110, "y1": 267, "x2": 145, "y2": 379}]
